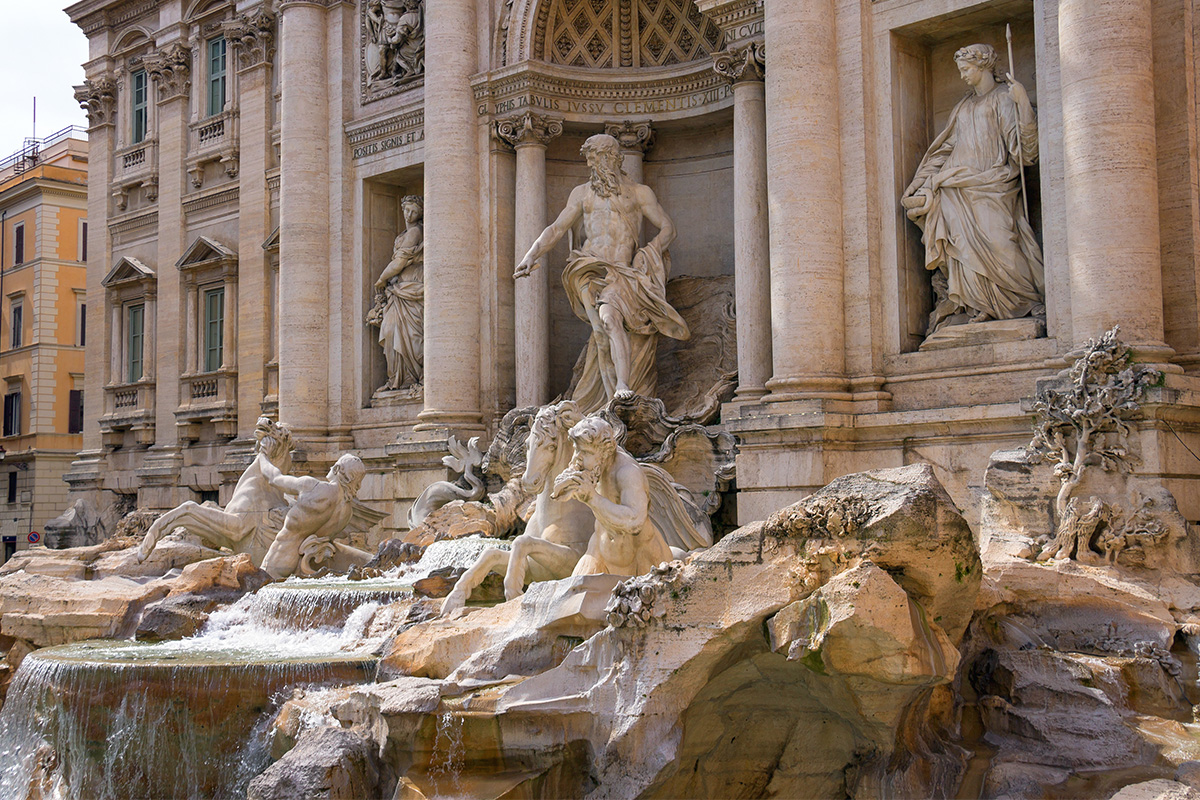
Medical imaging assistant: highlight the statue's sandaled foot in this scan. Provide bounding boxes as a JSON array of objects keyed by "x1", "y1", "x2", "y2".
[{"x1": 969, "y1": 310, "x2": 994, "y2": 323}]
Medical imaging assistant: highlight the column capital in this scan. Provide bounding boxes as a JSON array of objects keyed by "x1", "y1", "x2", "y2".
[
  {"x1": 144, "y1": 42, "x2": 192, "y2": 103},
  {"x1": 713, "y1": 40, "x2": 765, "y2": 85},
  {"x1": 224, "y1": 8, "x2": 277, "y2": 72},
  {"x1": 495, "y1": 112, "x2": 564, "y2": 149},
  {"x1": 74, "y1": 73, "x2": 118, "y2": 129},
  {"x1": 604, "y1": 120, "x2": 656, "y2": 154}
]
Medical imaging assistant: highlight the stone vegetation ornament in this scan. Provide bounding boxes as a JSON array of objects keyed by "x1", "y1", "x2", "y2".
[
  {"x1": 604, "y1": 560, "x2": 683, "y2": 628},
  {"x1": 1028, "y1": 326, "x2": 1161, "y2": 562},
  {"x1": 903, "y1": 43, "x2": 1045, "y2": 335}
]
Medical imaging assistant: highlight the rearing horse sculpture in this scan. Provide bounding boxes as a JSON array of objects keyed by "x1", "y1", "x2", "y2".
[
  {"x1": 440, "y1": 400, "x2": 595, "y2": 615},
  {"x1": 137, "y1": 418, "x2": 294, "y2": 565}
]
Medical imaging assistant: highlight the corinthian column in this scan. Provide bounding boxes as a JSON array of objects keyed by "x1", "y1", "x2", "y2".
[
  {"x1": 417, "y1": 0, "x2": 483, "y2": 431},
  {"x1": 278, "y1": 0, "x2": 330, "y2": 434},
  {"x1": 762, "y1": 0, "x2": 847, "y2": 401},
  {"x1": 715, "y1": 42, "x2": 771, "y2": 400},
  {"x1": 497, "y1": 113, "x2": 563, "y2": 407},
  {"x1": 604, "y1": 121, "x2": 655, "y2": 184},
  {"x1": 1060, "y1": 0, "x2": 1170, "y2": 358}
]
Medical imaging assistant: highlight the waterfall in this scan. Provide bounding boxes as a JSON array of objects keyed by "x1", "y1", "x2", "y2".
[{"x1": 0, "y1": 535, "x2": 511, "y2": 798}]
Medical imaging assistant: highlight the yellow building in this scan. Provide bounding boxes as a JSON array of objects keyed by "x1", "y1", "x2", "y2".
[{"x1": 0, "y1": 129, "x2": 88, "y2": 558}]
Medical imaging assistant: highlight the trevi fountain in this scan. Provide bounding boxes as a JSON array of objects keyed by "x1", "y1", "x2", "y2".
[{"x1": 9, "y1": 0, "x2": 1200, "y2": 797}]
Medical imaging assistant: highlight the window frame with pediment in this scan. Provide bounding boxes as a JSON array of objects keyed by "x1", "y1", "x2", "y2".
[
  {"x1": 99, "y1": 256, "x2": 157, "y2": 447},
  {"x1": 110, "y1": 29, "x2": 160, "y2": 214},
  {"x1": 174, "y1": 236, "x2": 239, "y2": 440},
  {"x1": 186, "y1": 0, "x2": 241, "y2": 190}
]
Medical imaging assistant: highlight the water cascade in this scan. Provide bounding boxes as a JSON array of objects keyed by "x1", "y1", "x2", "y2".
[{"x1": 0, "y1": 536, "x2": 509, "y2": 799}]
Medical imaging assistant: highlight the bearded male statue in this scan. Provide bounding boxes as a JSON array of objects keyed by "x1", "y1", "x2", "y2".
[{"x1": 516, "y1": 133, "x2": 689, "y2": 413}]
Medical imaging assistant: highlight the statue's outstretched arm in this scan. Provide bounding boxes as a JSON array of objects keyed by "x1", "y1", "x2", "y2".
[{"x1": 516, "y1": 188, "x2": 584, "y2": 277}]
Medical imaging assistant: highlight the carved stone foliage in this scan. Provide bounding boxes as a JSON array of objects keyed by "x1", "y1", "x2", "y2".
[
  {"x1": 362, "y1": 0, "x2": 425, "y2": 102},
  {"x1": 495, "y1": 112, "x2": 564, "y2": 149},
  {"x1": 604, "y1": 120, "x2": 655, "y2": 153},
  {"x1": 1027, "y1": 327, "x2": 1160, "y2": 530},
  {"x1": 223, "y1": 8, "x2": 277, "y2": 71},
  {"x1": 143, "y1": 42, "x2": 192, "y2": 102},
  {"x1": 74, "y1": 75, "x2": 118, "y2": 128},
  {"x1": 712, "y1": 40, "x2": 764, "y2": 83},
  {"x1": 540, "y1": 0, "x2": 723, "y2": 69},
  {"x1": 605, "y1": 560, "x2": 684, "y2": 628}
]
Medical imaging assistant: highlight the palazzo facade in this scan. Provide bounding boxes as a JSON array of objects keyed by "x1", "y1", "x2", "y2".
[{"x1": 63, "y1": 0, "x2": 1200, "y2": 536}]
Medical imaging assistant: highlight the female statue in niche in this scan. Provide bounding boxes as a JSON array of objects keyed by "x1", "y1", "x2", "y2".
[
  {"x1": 902, "y1": 43, "x2": 1045, "y2": 336},
  {"x1": 367, "y1": 195, "x2": 424, "y2": 391}
]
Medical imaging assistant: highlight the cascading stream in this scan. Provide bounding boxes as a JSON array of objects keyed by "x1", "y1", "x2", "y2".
[{"x1": 0, "y1": 535, "x2": 509, "y2": 799}]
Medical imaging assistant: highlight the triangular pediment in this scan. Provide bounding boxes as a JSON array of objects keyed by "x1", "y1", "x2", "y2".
[
  {"x1": 176, "y1": 236, "x2": 237, "y2": 270},
  {"x1": 262, "y1": 227, "x2": 279, "y2": 253},
  {"x1": 101, "y1": 256, "x2": 155, "y2": 287}
]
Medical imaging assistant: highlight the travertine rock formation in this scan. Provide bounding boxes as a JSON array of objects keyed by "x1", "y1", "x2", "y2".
[{"x1": 262, "y1": 463, "x2": 980, "y2": 799}]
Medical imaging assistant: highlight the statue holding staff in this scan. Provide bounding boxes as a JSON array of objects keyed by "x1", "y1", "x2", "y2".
[{"x1": 902, "y1": 42, "x2": 1045, "y2": 335}]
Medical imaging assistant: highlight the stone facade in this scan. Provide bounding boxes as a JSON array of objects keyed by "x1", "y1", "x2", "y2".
[
  {"x1": 0, "y1": 132, "x2": 90, "y2": 557},
  {"x1": 64, "y1": 0, "x2": 1200, "y2": 540}
]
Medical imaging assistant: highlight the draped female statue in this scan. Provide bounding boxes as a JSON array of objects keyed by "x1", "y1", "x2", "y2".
[{"x1": 902, "y1": 43, "x2": 1045, "y2": 335}]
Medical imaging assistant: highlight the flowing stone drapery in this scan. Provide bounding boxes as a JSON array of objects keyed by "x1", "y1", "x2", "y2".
[
  {"x1": 714, "y1": 42, "x2": 771, "y2": 401},
  {"x1": 1060, "y1": 0, "x2": 1171, "y2": 358},
  {"x1": 417, "y1": 0, "x2": 483, "y2": 431},
  {"x1": 762, "y1": 0, "x2": 848, "y2": 401},
  {"x1": 497, "y1": 113, "x2": 563, "y2": 408},
  {"x1": 278, "y1": 0, "x2": 331, "y2": 434}
]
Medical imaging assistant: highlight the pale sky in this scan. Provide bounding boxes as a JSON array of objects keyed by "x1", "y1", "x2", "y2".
[{"x1": 0, "y1": 2, "x2": 90, "y2": 159}]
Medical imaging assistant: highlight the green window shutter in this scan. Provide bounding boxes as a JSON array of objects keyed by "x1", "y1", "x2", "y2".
[
  {"x1": 127, "y1": 304, "x2": 144, "y2": 383},
  {"x1": 204, "y1": 287, "x2": 224, "y2": 372}
]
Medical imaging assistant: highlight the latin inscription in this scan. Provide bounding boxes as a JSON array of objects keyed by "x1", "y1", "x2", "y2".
[
  {"x1": 352, "y1": 128, "x2": 425, "y2": 160},
  {"x1": 486, "y1": 84, "x2": 732, "y2": 118}
]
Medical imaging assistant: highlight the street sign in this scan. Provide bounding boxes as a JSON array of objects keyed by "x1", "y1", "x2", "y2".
[{"x1": 27, "y1": 531, "x2": 39, "y2": 544}]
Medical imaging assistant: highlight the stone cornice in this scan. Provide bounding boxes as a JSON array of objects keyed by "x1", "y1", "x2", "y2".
[
  {"x1": 693, "y1": 0, "x2": 763, "y2": 45},
  {"x1": 713, "y1": 41, "x2": 765, "y2": 84},
  {"x1": 68, "y1": 0, "x2": 157, "y2": 34},
  {"x1": 604, "y1": 121, "x2": 656, "y2": 154},
  {"x1": 495, "y1": 112, "x2": 564, "y2": 150},
  {"x1": 473, "y1": 61, "x2": 733, "y2": 124},
  {"x1": 346, "y1": 105, "x2": 425, "y2": 160}
]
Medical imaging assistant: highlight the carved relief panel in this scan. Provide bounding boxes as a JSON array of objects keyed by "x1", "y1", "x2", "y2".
[{"x1": 361, "y1": 0, "x2": 425, "y2": 103}]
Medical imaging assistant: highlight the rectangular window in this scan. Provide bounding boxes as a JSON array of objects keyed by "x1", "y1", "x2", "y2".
[
  {"x1": 79, "y1": 220, "x2": 88, "y2": 262},
  {"x1": 13, "y1": 223, "x2": 24, "y2": 266},
  {"x1": 10, "y1": 301, "x2": 22, "y2": 349},
  {"x1": 204, "y1": 287, "x2": 224, "y2": 372},
  {"x1": 208, "y1": 37, "x2": 227, "y2": 116},
  {"x1": 68, "y1": 389, "x2": 83, "y2": 434},
  {"x1": 6, "y1": 473, "x2": 15, "y2": 504},
  {"x1": 3, "y1": 391, "x2": 21, "y2": 437},
  {"x1": 77, "y1": 300, "x2": 86, "y2": 347},
  {"x1": 131, "y1": 69, "x2": 149, "y2": 144},
  {"x1": 127, "y1": 303, "x2": 145, "y2": 383}
]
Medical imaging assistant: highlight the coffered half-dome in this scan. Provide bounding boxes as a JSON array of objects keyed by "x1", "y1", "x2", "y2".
[{"x1": 532, "y1": 0, "x2": 723, "y2": 69}]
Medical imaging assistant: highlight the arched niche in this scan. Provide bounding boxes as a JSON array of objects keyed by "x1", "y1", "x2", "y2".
[{"x1": 502, "y1": 0, "x2": 723, "y2": 70}]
